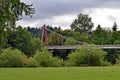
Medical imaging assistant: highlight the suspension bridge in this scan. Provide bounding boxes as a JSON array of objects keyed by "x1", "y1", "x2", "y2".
[{"x1": 39, "y1": 25, "x2": 120, "y2": 50}]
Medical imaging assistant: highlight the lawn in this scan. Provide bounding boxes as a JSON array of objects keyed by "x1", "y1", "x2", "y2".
[{"x1": 0, "y1": 67, "x2": 120, "y2": 80}]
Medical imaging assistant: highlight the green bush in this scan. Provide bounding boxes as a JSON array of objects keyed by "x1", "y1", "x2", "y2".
[
  {"x1": 66, "y1": 44, "x2": 110, "y2": 66},
  {"x1": 34, "y1": 48, "x2": 53, "y2": 67},
  {"x1": 27, "y1": 57, "x2": 39, "y2": 67},
  {"x1": 34, "y1": 48, "x2": 64, "y2": 67},
  {"x1": 0, "y1": 48, "x2": 24, "y2": 67},
  {"x1": 50, "y1": 57, "x2": 64, "y2": 67}
]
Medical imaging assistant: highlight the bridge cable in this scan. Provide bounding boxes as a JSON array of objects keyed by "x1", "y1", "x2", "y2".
[{"x1": 45, "y1": 27, "x2": 82, "y2": 44}]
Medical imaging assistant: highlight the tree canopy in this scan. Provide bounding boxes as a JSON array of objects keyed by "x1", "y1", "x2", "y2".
[
  {"x1": 7, "y1": 26, "x2": 33, "y2": 56},
  {"x1": 0, "y1": 0, "x2": 35, "y2": 51},
  {"x1": 112, "y1": 22, "x2": 118, "y2": 32},
  {"x1": 70, "y1": 14, "x2": 94, "y2": 34},
  {"x1": 0, "y1": 0, "x2": 34, "y2": 27}
]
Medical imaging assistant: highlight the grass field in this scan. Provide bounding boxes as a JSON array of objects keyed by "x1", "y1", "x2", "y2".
[{"x1": 0, "y1": 67, "x2": 120, "y2": 80}]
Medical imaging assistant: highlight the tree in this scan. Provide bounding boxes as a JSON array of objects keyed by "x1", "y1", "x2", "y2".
[
  {"x1": 0, "y1": 0, "x2": 34, "y2": 27},
  {"x1": 97, "y1": 24, "x2": 102, "y2": 29},
  {"x1": 91, "y1": 27, "x2": 111, "y2": 45},
  {"x1": 111, "y1": 31, "x2": 120, "y2": 44},
  {"x1": 104, "y1": 31, "x2": 120, "y2": 64},
  {"x1": 48, "y1": 32, "x2": 63, "y2": 45},
  {"x1": 70, "y1": 14, "x2": 94, "y2": 34},
  {"x1": 64, "y1": 37, "x2": 76, "y2": 45},
  {"x1": 27, "y1": 27, "x2": 41, "y2": 38},
  {"x1": 31, "y1": 38, "x2": 44, "y2": 53},
  {"x1": 57, "y1": 29, "x2": 73, "y2": 37},
  {"x1": 79, "y1": 33, "x2": 89, "y2": 43},
  {"x1": 0, "y1": 26, "x2": 6, "y2": 51},
  {"x1": 112, "y1": 22, "x2": 117, "y2": 31},
  {"x1": 7, "y1": 26, "x2": 33, "y2": 56},
  {"x1": 0, "y1": 0, "x2": 34, "y2": 51},
  {"x1": 105, "y1": 49, "x2": 120, "y2": 64}
]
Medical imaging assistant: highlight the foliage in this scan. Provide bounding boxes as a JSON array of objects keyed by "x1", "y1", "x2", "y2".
[
  {"x1": 0, "y1": 0, "x2": 34, "y2": 51},
  {"x1": 22, "y1": 54, "x2": 29, "y2": 66},
  {"x1": 27, "y1": 57, "x2": 39, "y2": 67},
  {"x1": 48, "y1": 32, "x2": 63, "y2": 45},
  {"x1": 91, "y1": 27, "x2": 111, "y2": 45},
  {"x1": 70, "y1": 13, "x2": 94, "y2": 34},
  {"x1": 106, "y1": 32, "x2": 120, "y2": 64},
  {"x1": 66, "y1": 44, "x2": 110, "y2": 66},
  {"x1": 0, "y1": 25, "x2": 6, "y2": 51},
  {"x1": 112, "y1": 22, "x2": 118, "y2": 31},
  {"x1": 7, "y1": 26, "x2": 33, "y2": 56},
  {"x1": 0, "y1": 0, "x2": 34, "y2": 27},
  {"x1": 27, "y1": 27, "x2": 41, "y2": 38},
  {"x1": 97, "y1": 24, "x2": 102, "y2": 29},
  {"x1": 111, "y1": 31, "x2": 120, "y2": 44},
  {"x1": 115, "y1": 54, "x2": 120, "y2": 66},
  {"x1": 34, "y1": 48, "x2": 53, "y2": 67},
  {"x1": 34, "y1": 48, "x2": 64, "y2": 67},
  {"x1": 58, "y1": 29, "x2": 73, "y2": 37},
  {"x1": 50, "y1": 57, "x2": 64, "y2": 67},
  {"x1": 31, "y1": 38, "x2": 42, "y2": 54},
  {"x1": 0, "y1": 48, "x2": 24, "y2": 67},
  {"x1": 79, "y1": 33, "x2": 89, "y2": 43},
  {"x1": 105, "y1": 48, "x2": 120, "y2": 64},
  {"x1": 64, "y1": 37, "x2": 76, "y2": 45},
  {"x1": 114, "y1": 40, "x2": 120, "y2": 44},
  {"x1": 72, "y1": 32, "x2": 81, "y2": 42}
]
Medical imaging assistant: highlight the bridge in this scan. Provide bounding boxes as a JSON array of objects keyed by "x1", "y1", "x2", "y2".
[
  {"x1": 39, "y1": 25, "x2": 120, "y2": 50},
  {"x1": 46, "y1": 45, "x2": 120, "y2": 50}
]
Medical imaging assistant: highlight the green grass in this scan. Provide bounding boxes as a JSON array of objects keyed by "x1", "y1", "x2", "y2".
[{"x1": 0, "y1": 67, "x2": 120, "y2": 80}]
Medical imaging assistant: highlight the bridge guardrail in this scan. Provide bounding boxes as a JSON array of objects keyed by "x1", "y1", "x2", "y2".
[{"x1": 46, "y1": 45, "x2": 120, "y2": 50}]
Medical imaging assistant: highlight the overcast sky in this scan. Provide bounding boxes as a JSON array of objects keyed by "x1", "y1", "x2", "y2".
[{"x1": 17, "y1": 0, "x2": 120, "y2": 30}]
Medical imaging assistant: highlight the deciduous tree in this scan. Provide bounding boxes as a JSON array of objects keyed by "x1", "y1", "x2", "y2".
[
  {"x1": 91, "y1": 27, "x2": 111, "y2": 45},
  {"x1": 7, "y1": 26, "x2": 33, "y2": 56},
  {"x1": 0, "y1": 0, "x2": 34, "y2": 51},
  {"x1": 70, "y1": 14, "x2": 94, "y2": 34}
]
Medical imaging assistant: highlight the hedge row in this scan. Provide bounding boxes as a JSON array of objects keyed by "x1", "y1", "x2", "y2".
[
  {"x1": 0, "y1": 48, "x2": 63, "y2": 67},
  {"x1": 0, "y1": 44, "x2": 111, "y2": 67}
]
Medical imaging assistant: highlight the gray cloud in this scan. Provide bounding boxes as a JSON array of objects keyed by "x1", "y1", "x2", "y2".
[
  {"x1": 19, "y1": 0, "x2": 120, "y2": 27},
  {"x1": 108, "y1": 15, "x2": 118, "y2": 22}
]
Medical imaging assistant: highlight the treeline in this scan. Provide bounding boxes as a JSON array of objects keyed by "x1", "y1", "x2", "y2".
[
  {"x1": 0, "y1": 44, "x2": 111, "y2": 67},
  {"x1": 27, "y1": 24, "x2": 120, "y2": 45},
  {"x1": 27, "y1": 14, "x2": 120, "y2": 46}
]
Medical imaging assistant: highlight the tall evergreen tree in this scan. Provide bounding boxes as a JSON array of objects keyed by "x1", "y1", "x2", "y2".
[
  {"x1": 112, "y1": 22, "x2": 117, "y2": 31},
  {"x1": 97, "y1": 24, "x2": 102, "y2": 29}
]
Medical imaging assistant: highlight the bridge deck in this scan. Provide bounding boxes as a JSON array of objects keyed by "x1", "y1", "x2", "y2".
[{"x1": 46, "y1": 45, "x2": 120, "y2": 50}]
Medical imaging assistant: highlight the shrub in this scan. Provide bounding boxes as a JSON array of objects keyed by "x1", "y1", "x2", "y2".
[
  {"x1": 27, "y1": 57, "x2": 39, "y2": 67},
  {"x1": 23, "y1": 55, "x2": 29, "y2": 66},
  {"x1": 0, "y1": 48, "x2": 24, "y2": 67},
  {"x1": 66, "y1": 44, "x2": 110, "y2": 66},
  {"x1": 50, "y1": 57, "x2": 64, "y2": 67},
  {"x1": 34, "y1": 48, "x2": 64, "y2": 67},
  {"x1": 34, "y1": 48, "x2": 53, "y2": 67}
]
